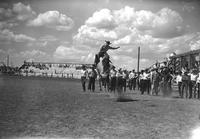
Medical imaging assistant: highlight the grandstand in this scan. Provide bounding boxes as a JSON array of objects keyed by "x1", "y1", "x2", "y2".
[
  {"x1": 170, "y1": 49, "x2": 200, "y2": 72},
  {"x1": 20, "y1": 61, "x2": 93, "y2": 79},
  {"x1": 148, "y1": 49, "x2": 200, "y2": 72}
]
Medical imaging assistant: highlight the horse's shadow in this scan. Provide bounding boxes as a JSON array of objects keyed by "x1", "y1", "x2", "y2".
[
  {"x1": 114, "y1": 95, "x2": 150, "y2": 102},
  {"x1": 116, "y1": 98, "x2": 139, "y2": 102}
]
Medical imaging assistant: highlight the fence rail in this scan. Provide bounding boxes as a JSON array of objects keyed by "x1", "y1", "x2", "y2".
[{"x1": 10, "y1": 71, "x2": 82, "y2": 79}]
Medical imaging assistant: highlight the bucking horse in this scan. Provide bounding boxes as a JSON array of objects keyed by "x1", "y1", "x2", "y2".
[{"x1": 95, "y1": 54, "x2": 112, "y2": 92}]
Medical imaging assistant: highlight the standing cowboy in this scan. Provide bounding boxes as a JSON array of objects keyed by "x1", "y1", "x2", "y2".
[
  {"x1": 94, "y1": 40, "x2": 120, "y2": 66},
  {"x1": 88, "y1": 65, "x2": 98, "y2": 92},
  {"x1": 128, "y1": 69, "x2": 137, "y2": 91},
  {"x1": 176, "y1": 70, "x2": 182, "y2": 97},
  {"x1": 188, "y1": 69, "x2": 198, "y2": 99},
  {"x1": 80, "y1": 65, "x2": 88, "y2": 92},
  {"x1": 181, "y1": 70, "x2": 189, "y2": 98},
  {"x1": 109, "y1": 65, "x2": 117, "y2": 93}
]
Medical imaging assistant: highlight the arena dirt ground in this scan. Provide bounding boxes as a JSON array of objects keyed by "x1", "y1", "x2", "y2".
[{"x1": 0, "y1": 75, "x2": 200, "y2": 139}]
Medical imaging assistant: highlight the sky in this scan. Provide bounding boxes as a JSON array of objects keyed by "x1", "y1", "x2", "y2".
[{"x1": 0, "y1": 0, "x2": 200, "y2": 70}]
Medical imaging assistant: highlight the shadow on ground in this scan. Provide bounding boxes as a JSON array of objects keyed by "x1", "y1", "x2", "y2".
[{"x1": 116, "y1": 98, "x2": 138, "y2": 102}]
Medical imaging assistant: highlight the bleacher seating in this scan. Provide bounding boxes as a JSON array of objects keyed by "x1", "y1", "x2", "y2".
[{"x1": 20, "y1": 63, "x2": 83, "y2": 79}]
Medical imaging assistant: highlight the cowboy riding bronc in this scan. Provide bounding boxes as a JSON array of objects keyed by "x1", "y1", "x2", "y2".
[{"x1": 94, "y1": 40, "x2": 120, "y2": 68}]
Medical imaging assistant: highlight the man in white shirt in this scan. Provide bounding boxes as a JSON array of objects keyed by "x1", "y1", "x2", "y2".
[
  {"x1": 128, "y1": 69, "x2": 136, "y2": 91},
  {"x1": 196, "y1": 70, "x2": 200, "y2": 99},
  {"x1": 81, "y1": 65, "x2": 88, "y2": 92},
  {"x1": 88, "y1": 65, "x2": 97, "y2": 92},
  {"x1": 181, "y1": 70, "x2": 189, "y2": 98},
  {"x1": 188, "y1": 69, "x2": 197, "y2": 99},
  {"x1": 122, "y1": 70, "x2": 128, "y2": 92},
  {"x1": 176, "y1": 71, "x2": 182, "y2": 97},
  {"x1": 139, "y1": 70, "x2": 146, "y2": 95},
  {"x1": 141, "y1": 69, "x2": 150, "y2": 95},
  {"x1": 116, "y1": 68, "x2": 123, "y2": 93},
  {"x1": 109, "y1": 65, "x2": 117, "y2": 92}
]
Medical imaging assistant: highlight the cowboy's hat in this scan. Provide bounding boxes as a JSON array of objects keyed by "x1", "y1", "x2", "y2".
[{"x1": 105, "y1": 40, "x2": 112, "y2": 44}]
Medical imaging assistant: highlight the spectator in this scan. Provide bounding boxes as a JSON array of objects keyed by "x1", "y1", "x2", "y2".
[
  {"x1": 81, "y1": 65, "x2": 88, "y2": 92},
  {"x1": 140, "y1": 69, "x2": 150, "y2": 95},
  {"x1": 88, "y1": 65, "x2": 97, "y2": 92},
  {"x1": 128, "y1": 69, "x2": 137, "y2": 91},
  {"x1": 181, "y1": 70, "x2": 190, "y2": 98},
  {"x1": 122, "y1": 70, "x2": 128, "y2": 92},
  {"x1": 116, "y1": 68, "x2": 123, "y2": 93},
  {"x1": 176, "y1": 71, "x2": 182, "y2": 98},
  {"x1": 196, "y1": 70, "x2": 200, "y2": 99},
  {"x1": 109, "y1": 65, "x2": 117, "y2": 93},
  {"x1": 101, "y1": 72, "x2": 110, "y2": 92},
  {"x1": 145, "y1": 69, "x2": 151, "y2": 95},
  {"x1": 188, "y1": 69, "x2": 197, "y2": 99},
  {"x1": 140, "y1": 70, "x2": 146, "y2": 95}
]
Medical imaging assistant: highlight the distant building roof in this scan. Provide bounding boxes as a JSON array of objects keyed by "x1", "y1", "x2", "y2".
[
  {"x1": 170, "y1": 49, "x2": 200, "y2": 59},
  {"x1": 23, "y1": 61, "x2": 93, "y2": 67}
]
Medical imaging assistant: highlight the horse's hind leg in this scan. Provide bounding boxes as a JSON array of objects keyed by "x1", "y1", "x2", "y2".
[{"x1": 99, "y1": 78, "x2": 102, "y2": 91}]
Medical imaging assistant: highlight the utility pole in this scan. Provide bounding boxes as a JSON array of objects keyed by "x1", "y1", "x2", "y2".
[
  {"x1": 137, "y1": 46, "x2": 140, "y2": 75},
  {"x1": 137, "y1": 46, "x2": 140, "y2": 90},
  {"x1": 7, "y1": 54, "x2": 9, "y2": 67}
]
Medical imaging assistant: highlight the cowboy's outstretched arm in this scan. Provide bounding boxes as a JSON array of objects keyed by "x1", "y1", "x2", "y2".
[{"x1": 108, "y1": 46, "x2": 120, "y2": 50}]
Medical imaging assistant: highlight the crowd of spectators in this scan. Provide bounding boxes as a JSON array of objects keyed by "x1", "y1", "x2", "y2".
[
  {"x1": 79, "y1": 61, "x2": 200, "y2": 100},
  {"x1": 1, "y1": 60, "x2": 200, "y2": 99}
]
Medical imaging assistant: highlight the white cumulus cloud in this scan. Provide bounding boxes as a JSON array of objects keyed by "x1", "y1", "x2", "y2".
[
  {"x1": 73, "y1": 6, "x2": 193, "y2": 69},
  {"x1": 20, "y1": 50, "x2": 46, "y2": 58},
  {"x1": 0, "y1": 8, "x2": 13, "y2": 20},
  {"x1": 0, "y1": 29, "x2": 35, "y2": 42},
  {"x1": 86, "y1": 9, "x2": 116, "y2": 29},
  {"x1": 74, "y1": 6, "x2": 185, "y2": 49},
  {"x1": 53, "y1": 45, "x2": 89, "y2": 62},
  {"x1": 28, "y1": 11, "x2": 74, "y2": 31},
  {"x1": 0, "y1": 2, "x2": 36, "y2": 22},
  {"x1": 12, "y1": 2, "x2": 36, "y2": 21}
]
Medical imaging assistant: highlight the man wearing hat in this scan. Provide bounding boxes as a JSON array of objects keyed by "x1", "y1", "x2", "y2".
[
  {"x1": 188, "y1": 69, "x2": 198, "y2": 99},
  {"x1": 181, "y1": 70, "x2": 189, "y2": 98},
  {"x1": 128, "y1": 69, "x2": 137, "y2": 91},
  {"x1": 80, "y1": 65, "x2": 88, "y2": 92},
  {"x1": 88, "y1": 64, "x2": 97, "y2": 92},
  {"x1": 109, "y1": 65, "x2": 117, "y2": 92},
  {"x1": 94, "y1": 40, "x2": 120, "y2": 66}
]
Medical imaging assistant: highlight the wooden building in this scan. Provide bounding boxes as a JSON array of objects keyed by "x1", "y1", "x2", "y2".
[{"x1": 169, "y1": 49, "x2": 200, "y2": 72}]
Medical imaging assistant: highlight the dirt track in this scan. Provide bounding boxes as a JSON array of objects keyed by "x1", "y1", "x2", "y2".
[{"x1": 0, "y1": 75, "x2": 200, "y2": 139}]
